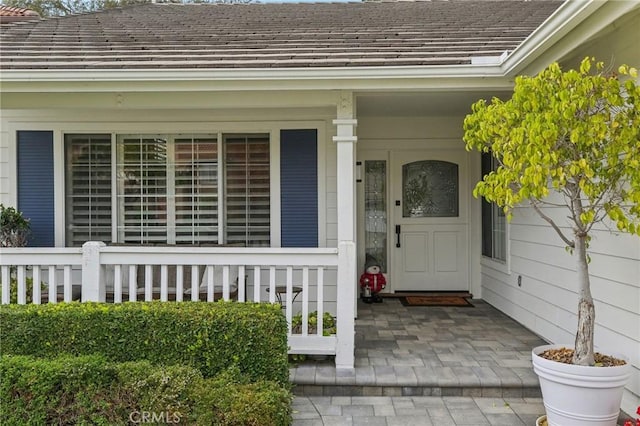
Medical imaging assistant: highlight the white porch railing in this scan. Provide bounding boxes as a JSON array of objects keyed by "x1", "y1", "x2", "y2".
[{"x1": 0, "y1": 242, "x2": 346, "y2": 358}]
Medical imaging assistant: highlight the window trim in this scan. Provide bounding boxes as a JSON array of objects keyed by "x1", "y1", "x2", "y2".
[
  {"x1": 52, "y1": 120, "x2": 326, "y2": 249},
  {"x1": 66, "y1": 132, "x2": 272, "y2": 247},
  {"x1": 480, "y1": 152, "x2": 510, "y2": 274}
]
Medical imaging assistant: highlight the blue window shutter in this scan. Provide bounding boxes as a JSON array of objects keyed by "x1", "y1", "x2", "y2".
[
  {"x1": 280, "y1": 129, "x2": 318, "y2": 247},
  {"x1": 17, "y1": 131, "x2": 55, "y2": 247}
]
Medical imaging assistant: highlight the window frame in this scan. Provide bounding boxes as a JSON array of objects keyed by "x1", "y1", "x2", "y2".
[
  {"x1": 63, "y1": 130, "x2": 277, "y2": 247},
  {"x1": 480, "y1": 152, "x2": 510, "y2": 273}
]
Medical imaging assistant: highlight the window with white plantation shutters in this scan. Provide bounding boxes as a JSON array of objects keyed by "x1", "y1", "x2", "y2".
[
  {"x1": 116, "y1": 135, "x2": 169, "y2": 244},
  {"x1": 65, "y1": 133, "x2": 269, "y2": 247},
  {"x1": 64, "y1": 134, "x2": 112, "y2": 247},
  {"x1": 224, "y1": 134, "x2": 270, "y2": 246},
  {"x1": 174, "y1": 136, "x2": 219, "y2": 244}
]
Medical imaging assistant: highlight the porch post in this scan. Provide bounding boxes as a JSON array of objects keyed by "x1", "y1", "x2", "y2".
[
  {"x1": 334, "y1": 91, "x2": 357, "y2": 369},
  {"x1": 82, "y1": 241, "x2": 106, "y2": 302}
]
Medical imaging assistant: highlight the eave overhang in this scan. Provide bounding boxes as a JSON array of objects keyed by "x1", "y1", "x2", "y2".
[{"x1": 1, "y1": 0, "x2": 637, "y2": 95}]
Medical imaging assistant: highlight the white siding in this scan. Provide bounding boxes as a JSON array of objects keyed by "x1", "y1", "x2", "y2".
[
  {"x1": 486, "y1": 12, "x2": 640, "y2": 416},
  {"x1": 484, "y1": 204, "x2": 640, "y2": 416},
  {"x1": 0, "y1": 126, "x2": 14, "y2": 206},
  {"x1": 0, "y1": 105, "x2": 339, "y2": 248}
]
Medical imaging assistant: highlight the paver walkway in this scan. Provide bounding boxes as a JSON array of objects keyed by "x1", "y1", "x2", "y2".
[
  {"x1": 291, "y1": 299, "x2": 545, "y2": 398},
  {"x1": 292, "y1": 395, "x2": 545, "y2": 425},
  {"x1": 289, "y1": 299, "x2": 631, "y2": 425}
]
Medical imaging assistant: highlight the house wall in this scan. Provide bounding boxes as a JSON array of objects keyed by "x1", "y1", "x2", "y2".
[
  {"x1": 0, "y1": 105, "x2": 337, "y2": 243},
  {"x1": 483, "y1": 12, "x2": 640, "y2": 415},
  {"x1": 0, "y1": 104, "x2": 341, "y2": 311},
  {"x1": 357, "y1": 115, "x2": 482, "y2": 298}
]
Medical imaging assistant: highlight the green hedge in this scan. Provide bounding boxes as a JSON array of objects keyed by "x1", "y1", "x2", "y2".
[
  {"x1": 0, "y1": 301, "x2": 289, "y2": 386},
  {"x1": 0, "y1": 355, "x2": 292, "y2": 426}
]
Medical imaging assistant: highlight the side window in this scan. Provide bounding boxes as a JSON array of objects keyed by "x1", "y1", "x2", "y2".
[{"x1": 481, "y1": 152, "x2": 506, "y2": 262}]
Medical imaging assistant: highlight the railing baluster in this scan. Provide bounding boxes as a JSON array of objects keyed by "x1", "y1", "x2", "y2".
[
  {"x1": 33, "y1": 266, "x2": 41, "y2": 304},
  {"x1": 191, "y1": 265, "x2": 199, "y2": 302},
  {"x1": 1, "y1": 266, "x2": 9, "y2": 304},
  {"x1": 253, "y1": 266, "x2": 260, "y2": 302},
  {"x1": 129, "y1": 265, "x2": 137, "y2": 302},
  {"x1": 176, "y1": 265, "x2": 183, "y2": 302},
  {"x1": 63, "y1": 265, "x2": 72, "y2": 302},
  {"x1": 317, "y1": 267, "x2": 324, "y2": 337},
  {"x1": 17, "y1": 265, "x2": 26, "y2": 305},
  {"x1": 114, "y1": 264, "x2": 122, "y2": 303},
  {"x1": 48, "y1": 266, "x2": 56, "y2": 304},
  {"x1": 286, "y1": 266, "x2": 293, "y2": 334},
  {"x1": 268, "y1": 266, "x2": 276, "y2": 304},
  {"x1": 145, "y1": 265, "x2": 152, "y2": 301},
  {"x1": 160, "y1": 264, "x2": 168, "y2": 302},
  {"x1": 207, "y1": 266, "x2": 214, "y2": 302},
  {"x1": 221, "y1": 265, "x2": 228, "y2": 301},
  {"x1": 238, "y1": 265, "x2": 245, "y2": 302},
  {"x1": 302, "y1": 266, "x2": 309, "y2": 336},
  {"x1": 176, "y1": 265, "x2": 184, "y2": 302}
]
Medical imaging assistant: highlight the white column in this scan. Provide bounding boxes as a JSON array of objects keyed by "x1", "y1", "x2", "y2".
[
  {"x1": 334, "y1": 91, "x2": 357, "y2": 369},
  {"x1": 82, "y1": 241, "x2": 106, "y2": 302}
]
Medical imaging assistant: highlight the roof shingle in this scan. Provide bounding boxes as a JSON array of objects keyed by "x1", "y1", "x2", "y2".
[{"x1": 0, "y1": 1, "x2": 563, "y2": 70}]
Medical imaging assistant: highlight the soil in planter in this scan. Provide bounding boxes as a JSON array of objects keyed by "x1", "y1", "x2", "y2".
[{"x1": 538, "y1": 347, "x2": 627, "y2": 367}]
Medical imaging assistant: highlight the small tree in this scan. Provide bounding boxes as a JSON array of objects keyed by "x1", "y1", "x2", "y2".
[{"x1": 463, "y1": 57, "x2": 640, "y2": 366}]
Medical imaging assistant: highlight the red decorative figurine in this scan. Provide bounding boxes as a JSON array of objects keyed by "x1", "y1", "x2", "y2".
[{"x1": 359, "y1": 256, "x2": 386, "y2": 304}]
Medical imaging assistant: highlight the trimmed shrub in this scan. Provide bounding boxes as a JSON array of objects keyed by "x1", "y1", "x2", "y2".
[
  {"x1": 0, "y1": 355, "x2": 292, "y2": 426},
  {"x1": 0, "y1": 301, "x2": 289, "y2": 386}
]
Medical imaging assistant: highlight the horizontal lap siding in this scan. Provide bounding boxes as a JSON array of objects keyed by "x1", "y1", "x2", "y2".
[{"x1": 480, "y1": 205, "x2": 640, "y2": 412}]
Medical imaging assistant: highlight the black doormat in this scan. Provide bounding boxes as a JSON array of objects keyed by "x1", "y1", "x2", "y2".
[{"x1": 399, "y1": 295, "x2": 473, "y2": 307}]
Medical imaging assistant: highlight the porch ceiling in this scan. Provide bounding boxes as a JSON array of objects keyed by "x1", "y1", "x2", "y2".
[{"x1": 356, "y1": 91, "x2": 512, "y2": 117}]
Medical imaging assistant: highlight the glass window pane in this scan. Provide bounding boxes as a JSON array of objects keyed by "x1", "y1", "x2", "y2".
[
  {"x1": 64, "y1": 134, "x2": 112, "y2": 247},
  {"x1": 224, "y1": 134, "x2": 270, "y2": 247},
  {"x1": 174, "y1": 136, "x2": 219, "y2": 245},
  {"x1": 402, "y1": 160, "x2": 458, "y2": 218},
  {"x1": 116, "y1": 136, "x2": 168, "y2": 244},
  {"x1": 364, "y1": 160, "x2": 387, "y2": 273},
  {"x1": 481, "y1": 152, "x2": 506, "y2": 262}
]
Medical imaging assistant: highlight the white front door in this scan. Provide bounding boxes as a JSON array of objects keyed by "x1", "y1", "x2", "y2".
[{"x1": 391, "y1": 150, "x2": 469, "y2": 292}]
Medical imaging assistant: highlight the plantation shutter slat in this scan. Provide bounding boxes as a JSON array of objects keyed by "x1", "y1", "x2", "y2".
[
  {"x1": 224, "y1": 134, "x2": 270, "y2": 247},
  {"x1": 174, "y1": 136, "x2": 219, "y2": 244},
  {"x1": 280, "y1": 129, "x2": 318, "y2": 247},
  {"x1": 64, "y1": 134, "x2": 112, "y2": 247},
  {"x1": 117, "y1": 136, "x2": 169, "y2": 244}
]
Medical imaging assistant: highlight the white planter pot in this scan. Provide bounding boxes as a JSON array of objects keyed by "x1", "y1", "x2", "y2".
[{"x1": 532, "y1": 344, "x2": 631, "y2": 426}]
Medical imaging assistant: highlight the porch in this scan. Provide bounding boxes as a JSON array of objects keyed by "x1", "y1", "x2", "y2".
[
  {"x1": 290, "y1": 300, "x2": 634, "y2": 425},
  {"x1": 291, "y1": 298, "x2": 546, "y2": 399}
]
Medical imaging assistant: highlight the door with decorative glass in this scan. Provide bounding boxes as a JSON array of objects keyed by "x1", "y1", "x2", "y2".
[{"x1": 391, "y1": 151, "x2": 469, "y2": 291}]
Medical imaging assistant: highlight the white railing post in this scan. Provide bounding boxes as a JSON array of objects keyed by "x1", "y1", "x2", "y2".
[
  {"x1": 82, "y1": 241, "x2": 106, "y2": 302},
  {"x1": 333, "y1": 90, "x2": 357, "y2": 369},
  {"x1": 336, "y1": 241, "x2": 356, "y2": 368}
]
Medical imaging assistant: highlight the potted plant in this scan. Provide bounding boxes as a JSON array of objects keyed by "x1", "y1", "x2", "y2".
[{"x1": 463, "y1": 57, "x2": 639, "y2": 425}]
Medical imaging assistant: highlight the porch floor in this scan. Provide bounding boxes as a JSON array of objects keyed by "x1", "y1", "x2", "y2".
[
  {"x1": 291, "y1": 299, "x2": 546, "y2": 398},
  {"x1": 291, "y1": 298, "x2": 549, "y2": 425}
]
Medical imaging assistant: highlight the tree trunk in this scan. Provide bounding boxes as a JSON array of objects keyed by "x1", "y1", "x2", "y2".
[{"x1": 572, "y1": 232, "x2": 595, "y2": 365}]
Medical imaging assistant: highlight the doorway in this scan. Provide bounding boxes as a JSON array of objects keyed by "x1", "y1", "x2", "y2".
[{"x1": 390, "y1": 150, "x2": 469, "y2": 292}]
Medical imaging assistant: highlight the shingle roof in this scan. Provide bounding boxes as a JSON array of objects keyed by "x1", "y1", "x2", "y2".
[
  {"x1": 0, "y1": 1, "x2": 563, "y2": 70},
  {"x1": 0, "y1": 5, "x2": 40, "y2": 24}
]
